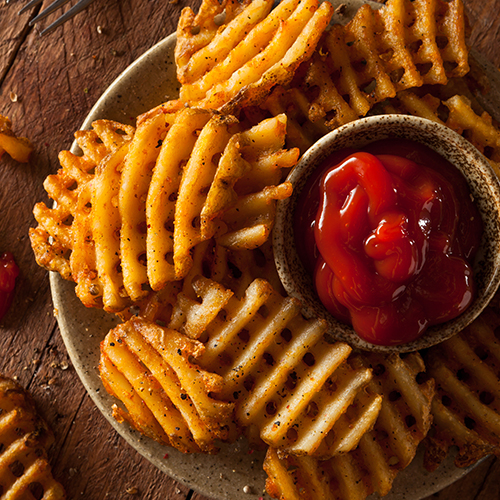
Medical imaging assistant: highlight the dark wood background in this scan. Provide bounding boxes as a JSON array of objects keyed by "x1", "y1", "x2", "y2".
[{"x1": 1, "y1": 0, "x2": 499, "y2": 498}]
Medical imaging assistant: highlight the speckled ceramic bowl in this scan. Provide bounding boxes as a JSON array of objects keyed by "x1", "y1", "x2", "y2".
[{"x1": 273, "y1": 114, "x2": 500, "y2": 353}]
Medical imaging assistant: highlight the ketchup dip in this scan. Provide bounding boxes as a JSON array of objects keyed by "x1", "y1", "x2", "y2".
[{"x1": 294, "y1": 138, "x2": 483, "y2": 346}]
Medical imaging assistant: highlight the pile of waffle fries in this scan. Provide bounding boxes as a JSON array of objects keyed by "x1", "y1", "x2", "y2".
[{"x1": 29, "y1": 0, "x2": 500, "y2": 498}]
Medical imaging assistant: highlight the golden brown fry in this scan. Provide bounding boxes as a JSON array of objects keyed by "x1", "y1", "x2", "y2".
[
  {"x1": 177, "y1": 0, "x2": 334, "y2": 113},
  {"x1": 146, "y1": 108, "x2": 214, "y2": 290},
  {"x1": 170, "y1": 275, "x2": 378, "y2": 457},
  {"x1": 423, "y1": 310, "x2": 500, "y2": 470},
  {"x1": 100, "y1": 317, "x2": 235, "y2": 454},
  {"x1": 119, "y1": 112, "x2": 177, "y2": 301},
  {"x1": 264, "y1": 351, "x2": 434, "y2": 500},
  {"x1": 292, "y1": 0, "x2": 469, "y2": 131},
  {"x1": 30, "y1": 120, "x2": 135, "y2": 294},
  {"x1": 0, "y1": 115, "x2": 33, "y2": 163}
]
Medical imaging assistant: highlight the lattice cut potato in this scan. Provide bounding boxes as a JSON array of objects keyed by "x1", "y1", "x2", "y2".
[
  {"x1": 0, "y1": 115, "x2": 33, "y2": 163},
  {"x1": 294, "y1": 0, "x2": 469, "y2": 130},
  {"x1": 264, "y1": 351, "x2": 435, "y2": 500},
  {"x1": 29, "y1": 119, "x2": 135, "y2": 307},
  {"x1": 148, "y1": 110, "x2": 297, "y2": 287},
  {"x1": 423, "y1": 309, "x2": 500, "y2": 471},
  {"x1": 176, "y1": 0, "x2": 334, "y2": 113},
  {"x1": 0, "y1": 375, "x2": 66, "y2": 499},
  {"x1": 99, "y1": 317, "x2": 235, "y2": 454},
  {"x1": 169, "y1": 275, "x2": 380, "y2": 457}
]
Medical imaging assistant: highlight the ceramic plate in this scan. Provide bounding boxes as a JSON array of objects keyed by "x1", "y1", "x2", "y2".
[{"x1": 51, "y1": 2, "x2": 500, "y2": 499}]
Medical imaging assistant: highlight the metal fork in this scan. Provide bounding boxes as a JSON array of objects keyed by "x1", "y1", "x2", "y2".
[{"x1": 7, "y1": 0, "x2": 97, "y2": 36}]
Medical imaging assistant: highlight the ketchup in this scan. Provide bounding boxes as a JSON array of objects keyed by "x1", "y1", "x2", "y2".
[
  {"x1": 0, "y1": 252, "x2": 19, "y2": 321},
  {"x1": 295, "y1": 139, "x2": 483, "y2": 346}
]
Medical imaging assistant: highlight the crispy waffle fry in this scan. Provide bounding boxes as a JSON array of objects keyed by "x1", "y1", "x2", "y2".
[
  {"x1": 175, "y1": 0, "x2": 254, "y2": 82},
  {"x1": 423, "y1": 310, "x2": 500, "y2": 470},
  {"x1": 118, "y1": 112, "x2": 178, "y2": 301},
  {"x1": 170, "y1": 275, "x2": 379, "y2": 456},
  {"x1": 0, "y1": 375, "x2": 66, "y2": 499},
  {"x1": 30, "y1": 120, "x2": 135, "y2": 291},
  {"x1": 173, "y1": 113, "x2": 239, "y2": 278},
  {"x1": 0, "y1": 115, "x2": 33, "y2": 163},
  {"x1": 296, "y1": 0, "x2": 469, "y2": 130},
  {"x1": 177, "y1": 0, "x2": 334, "y2": 113},
  {"x1": 146, "y1": 108, "x2": 214, "y2": 290},
  {"x1": 170, "y1": 112, "x2": 296, "y2": 280},
  {"x1": 264, "y1": 351, "x2": 434, "y2": 500},
  {"x1": 99, "y1": 317, "x2": 235, "y2": 454}
]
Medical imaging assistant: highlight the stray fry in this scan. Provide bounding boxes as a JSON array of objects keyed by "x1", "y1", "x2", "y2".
[
  {"x1": 0, "y1": 375, "x2": 66, "y2": 499},
  {"x1": 0, "y1": 115, "x2": 33, "y2": 163}
]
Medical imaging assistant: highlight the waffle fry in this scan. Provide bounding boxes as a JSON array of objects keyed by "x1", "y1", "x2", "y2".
[
  {"x1": 146, "y1": 107, "x2": 214, "y2": 290},
  {"x1": 171, "y1": 112, "x2": 297, "y2": 280},
  {"x1": 0, "y1": 375, "x2": 66, "y2": 499},
  {"x1": 264, "y1": 351, "x2": 435, "y2": 500},
  {"x1": 118, "y1": 112, "x2": 178, "y2": 301},
  {"x1": 30, "y1": 120, "x2": 135, "y2": 299},
  {"x1": 294, "y1": 0, "x2": 469, "y2": 130},
  {"x1": 423, "y1": 310, "x2": 500, "y2": 470},
  {"x1": 99, "y1": 317, "x2": 235, "y2": 454},
  {"x1": 0, "y1": 115, "x2": 33, "y2": 163},
  {"x1": 176, "y1": 0, "x2": 334, "y2": 113},
  {"x1": 170, "y1": 275, "x2": 380, "y2": 456}
]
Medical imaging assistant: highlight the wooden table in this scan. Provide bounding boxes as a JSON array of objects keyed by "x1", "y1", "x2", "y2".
[{"x1": 1, "y1": 1, "x2": 500, "y2": 498}]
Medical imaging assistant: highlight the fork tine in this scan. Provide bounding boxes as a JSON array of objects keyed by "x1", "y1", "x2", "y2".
[
  {"x1": 18, "y1": 0, "x2": 44, "y2": 15},
  {"x1": 39, "y1": 0, "x2": 96, "y2": 36},
  {"x1": 29, "y1": 0, "x2": 71, "y2": 25}
]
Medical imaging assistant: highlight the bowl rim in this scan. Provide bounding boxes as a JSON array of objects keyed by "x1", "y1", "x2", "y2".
[{"x1": 273, "y1": 114, "x2": 500, "y2": 353}]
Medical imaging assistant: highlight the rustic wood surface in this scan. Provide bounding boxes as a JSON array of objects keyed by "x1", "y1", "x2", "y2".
[{"x1": 0, "y1": 1, "x2": 499, "y2": 499}]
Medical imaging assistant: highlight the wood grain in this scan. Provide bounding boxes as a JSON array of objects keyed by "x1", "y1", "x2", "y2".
[{"x1": 0, "y1": 1, "x2": 499, "y2": 499}]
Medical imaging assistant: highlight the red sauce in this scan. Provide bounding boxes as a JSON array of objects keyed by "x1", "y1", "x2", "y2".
[
  {"x1": 295, "y1": 139, "x2": 483, "y2": 346},
  {"x1": 0, "y1": 252, "x2": 19, "y2": 321}
]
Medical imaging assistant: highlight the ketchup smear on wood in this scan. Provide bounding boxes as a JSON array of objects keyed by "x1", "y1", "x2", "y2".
[{"x1": 295, "y1": 139, "x2": 483, "y2": 346}]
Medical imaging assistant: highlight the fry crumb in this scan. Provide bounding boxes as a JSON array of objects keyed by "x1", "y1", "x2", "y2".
[
  {"x1": 10, "y1": 92, "x2": 18, "y2": 103},
  {"x1": 335, "y1": 3, "x2": 347, "y2": 14}
]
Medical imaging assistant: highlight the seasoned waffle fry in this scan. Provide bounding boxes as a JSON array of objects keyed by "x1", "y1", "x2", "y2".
[
  {"x1": 296, "y1": 0, "x2": 469, "y2": 130},
  {"x1": 30, "y1": 120, "x2": 135, "y2": 289},
  {"x1": 264, "y1": 351, "x2": 434, "y2": 500},
  {"x1": 175, "y1": 0, "x2": 254, "y2": 82},
  {"x1": 260, "y1": 85, "x2": 328, "y2": 153},
  {"x1": 171, "y1": 112, "x2": 296, "y2": 279},
  {"x1": 0, "y1": 115, "x2": 33, "y2": 163},
  {"x1": 423, "y1": 310, "x2": 500, "y2": 470},
  {"x1": 0, "y1": 375, "x2": 66, "y2": 499},
  {"x1": 177, "y1": 0, "x2": 334, "y2": 113},
  {"x1": 119, "y1": 112, "x2": 177, "y2": 301},
  {"x1": 146, "y1": 108, "x2": 213, "y2": 290},
  {"x1": 100, "y1": 317, "x2": 235, "y2": 454},
  {"x1": 91, "y1": 143, "x2": 133, "y2": 311},
  {"x1": 170, "y1": 275, "x2": 379, "y2": 456},
  {"x1": 173, "y1": 113, "x2": 239, "y2": 278}
]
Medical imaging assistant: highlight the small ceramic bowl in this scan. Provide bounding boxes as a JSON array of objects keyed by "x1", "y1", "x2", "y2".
[{"x1": 273, "y1": 114, "x2": 500, "y2": 352}]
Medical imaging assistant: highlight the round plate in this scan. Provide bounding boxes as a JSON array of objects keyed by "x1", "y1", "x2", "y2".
[{"x1": 50, "y1": 2, "x2": 500, "y2": 498}]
